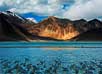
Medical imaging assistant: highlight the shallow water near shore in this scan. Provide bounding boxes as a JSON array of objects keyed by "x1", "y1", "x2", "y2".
[{"x1": 0, "y1": 42, "x2": 102, "y2": 74}]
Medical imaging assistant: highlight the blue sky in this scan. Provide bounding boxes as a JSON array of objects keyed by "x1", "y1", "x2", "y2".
[
  {"x1": 0, "y1": 0, "x2": 102, "y2": 22},
  {"x1": 21, "y1": 13, "x2": 47, "y2": 22}
]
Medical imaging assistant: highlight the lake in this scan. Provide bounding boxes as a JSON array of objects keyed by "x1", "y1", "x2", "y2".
[{"x1": 0, "y1": 42, "x2": 102, "y2": 74}]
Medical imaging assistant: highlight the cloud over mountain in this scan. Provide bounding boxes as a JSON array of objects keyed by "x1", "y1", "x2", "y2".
[
  {"x1": 0, "y1": 0, "x2": 102, "y2": 20},
  {"x1": 0, "y1": 0, "x2": 74, "y2": 15},
  {"x1": 63, "y1": 0, "x2": 102, "y2": 20}
]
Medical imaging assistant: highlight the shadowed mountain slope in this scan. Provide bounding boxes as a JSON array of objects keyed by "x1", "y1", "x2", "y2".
[
  {"x1": 0, "y1": 11, "x2": 102, "y2": 41},
  {"x1": 0, "y1": 11, "x2": 36, "y2": 41},
  {"x1": 72, "y1": 28, "x2": 102, "y2": 41}
]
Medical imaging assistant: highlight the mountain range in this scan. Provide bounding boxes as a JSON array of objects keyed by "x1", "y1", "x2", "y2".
[{"x1": 0, "y1": 11, "x2": 102, "y2": 41}]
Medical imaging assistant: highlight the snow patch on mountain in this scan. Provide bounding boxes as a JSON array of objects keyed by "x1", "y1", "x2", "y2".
[{"x1": 26, "y1": 18, "x2": 37, "y2": 23}]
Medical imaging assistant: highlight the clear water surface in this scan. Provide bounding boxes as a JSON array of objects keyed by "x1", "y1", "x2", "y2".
[{"x1": 0, "y1": 41, "x2": 102, "y2": 74}]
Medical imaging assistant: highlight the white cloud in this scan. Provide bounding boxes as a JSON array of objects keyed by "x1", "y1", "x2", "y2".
[
  {"x1": 0, "y1": 0, "x2": 57, "y2": 15},
  {"x1": 0, "y1": 0, "x2": 70, "y2": 15},
  {"x1": 63, "y1": 0, "x2": 102, "y2": 20},
  {"x1": 0, "y1": 0, "x2": 102, "y2": 20}
]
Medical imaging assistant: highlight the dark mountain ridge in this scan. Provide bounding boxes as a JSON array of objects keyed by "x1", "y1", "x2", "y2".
[
  {"x1": 0, "y1": 11, "x2": 102, "y2": 41},
  {"x1": 72, "y1": 28, "x2": 102, "y2": 41},
  {"x1": 0, "y1": 11, "x2": 35, "y2": 41}
]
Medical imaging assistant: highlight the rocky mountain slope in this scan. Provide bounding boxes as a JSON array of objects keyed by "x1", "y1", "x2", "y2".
[
  {"x1": 72, "y1": 28, "x2": 102, "y2": 41},
  {"x1": 29, "y1": 16, "x2": 79, "y2": 40},
  {"x1": 0, "y1": 11, "x2": 36, "y2": 41},
  {"x1": 29, "y1": 16, "x2": 102, "y2": 41},
  {"x1": 0, "y1": 11, "x2": 102, "y2": 41}
]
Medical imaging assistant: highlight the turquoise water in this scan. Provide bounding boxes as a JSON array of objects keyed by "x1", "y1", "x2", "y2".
[
  {"x1": 0, "y1": 42, "x2": 102, "y2": 74},
  {"x1": 0, "y1": 41, "x2": 102, "y2": 47}
]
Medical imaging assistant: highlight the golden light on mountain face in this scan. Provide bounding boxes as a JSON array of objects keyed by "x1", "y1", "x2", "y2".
[
  {"x1": 0, "y1": 11, "x2": 102, "y2": 41},
  {"x1": 28, "y1": 16, "x2": 81, "y2": 40},
  {"x1": 37, "y1": 24, "x2": 79, "y2": 40},
  {"x1": 27, "y1": 16, "x2": 102, "y2": 41}
]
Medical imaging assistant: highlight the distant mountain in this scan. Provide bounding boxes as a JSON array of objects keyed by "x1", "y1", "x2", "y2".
[
  {"x1": 0, "y1": 11, "x2": 102, "y2": 41},
  {"x1": 26, "y1": 18, "x2": 37, "y2": 23}
]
